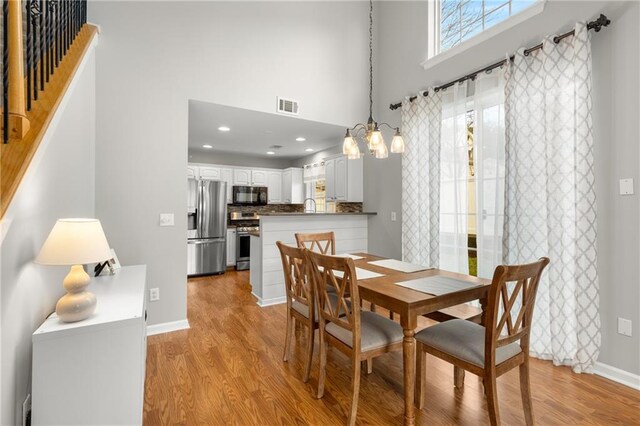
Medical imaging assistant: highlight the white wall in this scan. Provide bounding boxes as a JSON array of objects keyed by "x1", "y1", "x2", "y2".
[
  {"x1": 89, "y1": 1, "x2": 370, "y2": 326},
  {"x1": 0, "y1": 50, "x2": 96, "y2": 425},
  {"x1": 371, "y1": 1, "x2": 639, "y2": 375}
]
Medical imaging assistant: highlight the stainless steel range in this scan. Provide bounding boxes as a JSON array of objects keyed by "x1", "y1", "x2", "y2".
[{"x1": 230, "y1": 212, "x2": 260, "y2": 271}]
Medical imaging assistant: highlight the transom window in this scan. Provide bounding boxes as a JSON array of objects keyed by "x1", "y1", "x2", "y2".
[{"x1": 439, "y1": 0, "x2": 538, "y2": 52}]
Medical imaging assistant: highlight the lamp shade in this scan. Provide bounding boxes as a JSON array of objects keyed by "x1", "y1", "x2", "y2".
[{"x1": 36, "y1": 219, "x2": 112, "y2": 266}]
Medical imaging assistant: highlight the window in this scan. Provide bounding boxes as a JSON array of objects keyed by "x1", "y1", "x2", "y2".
[{"x1": 437, "y1": 0, "x2": 538, "y2": 53}]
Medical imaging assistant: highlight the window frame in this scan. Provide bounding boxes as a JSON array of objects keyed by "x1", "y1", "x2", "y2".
[{"x1": 423, "y1": 0, "x2": 546, "y2": 70}]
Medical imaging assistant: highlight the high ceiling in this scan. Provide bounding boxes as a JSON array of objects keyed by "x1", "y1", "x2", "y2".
[{"x1": 188, "y1": 100, "x2": 345, "y2": 159}]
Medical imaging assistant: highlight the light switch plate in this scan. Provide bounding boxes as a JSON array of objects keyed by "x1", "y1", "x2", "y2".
[
  {"x1": 159, "y1": 213, "x2": 174, "y2": 226},
  {"x1": 391, "y1": 211, "x2": 397, "y2": 222},
  {"x1": 618, "y1": 317, "x2": 632, "y2": 337},
  {"x1": 619, "y1": 178, "x2": 634, "y2": 195}
]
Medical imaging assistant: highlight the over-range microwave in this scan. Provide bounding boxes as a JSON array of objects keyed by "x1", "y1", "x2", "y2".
[{"x1": 232, "y1": 185, "x2": 268, "y2": 205}]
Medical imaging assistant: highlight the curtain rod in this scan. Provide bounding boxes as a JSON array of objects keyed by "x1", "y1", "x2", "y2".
[{"x1": 389, "y1": 14, "x2": 611, "y2": 111}]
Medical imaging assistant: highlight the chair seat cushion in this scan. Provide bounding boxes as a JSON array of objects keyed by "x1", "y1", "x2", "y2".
[
  {"x1": 415, "y1": 319, "x2": 521, "y2": 368},
  {"x1": 325, "y1": 311, "x2": 403, "y2": 351},
  {"x1": 292, "y1": 300, "x2": 315, "y2": 321}
]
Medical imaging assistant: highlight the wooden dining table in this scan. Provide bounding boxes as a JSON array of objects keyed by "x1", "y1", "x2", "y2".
[{"x1": 349, "y1": 253, "x2": 492, "y2": 426}]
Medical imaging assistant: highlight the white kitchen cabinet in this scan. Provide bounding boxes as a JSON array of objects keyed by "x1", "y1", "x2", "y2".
[
  {"x1": 199, "y1": 166, "x2": 222, "y2": 180},
  {"x1": 324, "y1": 155, "x2": 363, "y2": 202},
  {"x1": 32, "y1": 266, "x2": 147, "y2": 426},
  {"x1": 221, "y1": 168, "x2": 233, "y2": 203},
  {"x1": 324, "y1": 158, "x2": 336, "y2": 201},
  {"x1": 282, "y1": 168, "x2": 304, "y2": 204},
  {"x1": 251, "y1": 169, "x2": 268, "y2": 186},
  {"x1": 233, "y1": 169, "x2": 252, "y2": 185},
  {"x1": 267, "y1": 171, "x2": 282, "y2": 203},
  {"x1": 187, "y1": 165, "x2": 199, "y2": 179},
  {"x1": 227, "y1": 228, "x2": 237, "y2": 266}
]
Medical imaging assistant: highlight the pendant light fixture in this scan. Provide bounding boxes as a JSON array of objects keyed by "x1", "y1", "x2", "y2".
[{"x1": 343, "y1": 0, "x2": 405, "y2": 160}]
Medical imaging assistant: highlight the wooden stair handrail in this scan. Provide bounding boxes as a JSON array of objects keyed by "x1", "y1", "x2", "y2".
[{"x1": 6, "y1": 0, "x2": 30, "y2": 139}]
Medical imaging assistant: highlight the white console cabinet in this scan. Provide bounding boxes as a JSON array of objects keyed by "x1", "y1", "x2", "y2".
[{"x1": 32, "y1": 266, "x2": 148, "y2": 426}]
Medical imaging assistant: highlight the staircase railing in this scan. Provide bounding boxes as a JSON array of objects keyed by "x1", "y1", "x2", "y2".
[
  {"x1": 1, "y1": 0, "x2": 96, "y2": 219},
  {"x1": 2, "y1": 0, "x2": 87, "y2": 143}
]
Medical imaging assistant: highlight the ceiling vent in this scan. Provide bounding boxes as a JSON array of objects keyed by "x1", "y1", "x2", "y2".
[{"x1": 276, "y1": 97, "x2": 299, "y2": 116}]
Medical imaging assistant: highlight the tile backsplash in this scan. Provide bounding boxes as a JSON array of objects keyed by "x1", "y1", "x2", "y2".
[{"x1": 335, "y1": 202, "x2": 363, "y2": 213}]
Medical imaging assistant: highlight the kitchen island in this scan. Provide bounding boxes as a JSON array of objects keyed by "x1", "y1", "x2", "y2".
[{"x1": 249, "y1": 212, "x2": 376, "y2": 306}]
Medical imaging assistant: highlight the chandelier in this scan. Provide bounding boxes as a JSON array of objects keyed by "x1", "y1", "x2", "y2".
[{"x1": 342, "y1": 0, "x2": 405, "y2": 160}]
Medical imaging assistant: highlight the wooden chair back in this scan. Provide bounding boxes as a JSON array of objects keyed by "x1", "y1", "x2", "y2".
[
  {"x1": 484, "y1": 257, "x2": 550, "y2": 363},
  {"x1": 276, "y1": 241, "x2": 313, "y2": 317},
  {"x1": 305, "y1": 250, "x2": 360, "y2": 349},
  {"x1": 295, "y1": 232, "x2": 335, "y2": 255}
]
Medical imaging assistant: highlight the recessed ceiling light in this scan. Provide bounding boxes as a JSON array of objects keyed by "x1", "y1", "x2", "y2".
[
  {"x1": 218, "y1": 126, "x2": 230, "y2": 132},
  {"x1": 296, "y1": 137, "x2": 306, "y2": 142},
  {"x1": 266, "y1": 151, "x2": 275, "y2": 155},
  {"x1": 305, "y1": 148, "x2": 314, "y2": 152},
  {"x1": 202, "y1": 144, "x2": 213, "y2": 149}
]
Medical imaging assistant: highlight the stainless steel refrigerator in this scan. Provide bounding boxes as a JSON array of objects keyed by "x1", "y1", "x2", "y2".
[{"x1": 187, "y1": 179, "x2": 227, "y2": 276}]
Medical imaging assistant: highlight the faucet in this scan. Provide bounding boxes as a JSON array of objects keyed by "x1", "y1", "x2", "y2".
[{"x1": 303, "y1": 198, "x2": 316, "y2": 213}]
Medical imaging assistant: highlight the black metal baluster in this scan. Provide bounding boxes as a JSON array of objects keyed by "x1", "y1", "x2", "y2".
[
  {"x1": 30, "y1": 0, "x2": 39, "y2": 101},
  {"x1": 38, "y1": 0, "x2": 43, "y2": 89},
  {"x1": 55, "y1": 0, "x2": 59, "y2": 67},
  {"x1": 26, "y1": 0, "x2": 32, "y2": 110},
  {"x1": 3, "y1": 0, "x2": 9, "y2": 143}
]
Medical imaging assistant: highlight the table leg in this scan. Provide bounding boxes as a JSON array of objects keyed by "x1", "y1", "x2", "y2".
[{"x1": 401, "y1": 315, "x2": 417, "y2": 426}]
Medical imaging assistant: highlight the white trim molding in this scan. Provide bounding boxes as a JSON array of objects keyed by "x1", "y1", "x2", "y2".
[
  {"x1": 253, "y1": 293, "x2": 286, "y2": 307},
  {"x1": 593, "y1": 362, "x2": 640, "y2": 391},
  {"x1": 146, "y1": 319, "x2": 190, "y2": 336}
]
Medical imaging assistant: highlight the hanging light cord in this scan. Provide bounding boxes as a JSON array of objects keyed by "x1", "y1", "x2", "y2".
[{"x1": 368, "y1": 0, "x2": 373, "y2": 121}]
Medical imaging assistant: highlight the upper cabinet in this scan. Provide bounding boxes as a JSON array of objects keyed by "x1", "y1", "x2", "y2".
[
  {"x1": 232, "y1": 169, "x2": 252, "y2": 186},
  {"x1": 187, "y1": 165, "x2": 199, "y2": 180},
  {"x1": 282, "y1": 168, "x2": 304, "y2": 204},
  {"x1": 324, "y1": 155, "x2": 363, "y2": 202},
  {"x1": 267, "y1": 171, "x2": 282, "y2": 204},
  {"x1": 251, "y1": 170, "x2": 268, "y2": 186},
  {"x1": 188, "y1": 164, "x2": 311, "y2": 205},
  {"x1": 199, "y1": 166, "x2": 222, "y2": 180},
  {"x1": 220, "y1": 168, "x2": 233, "y2": 203}
]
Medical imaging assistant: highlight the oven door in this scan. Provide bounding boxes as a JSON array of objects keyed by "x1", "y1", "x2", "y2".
[{"x1": 236, "y1": 232, "x2": 251, "y2": 270}]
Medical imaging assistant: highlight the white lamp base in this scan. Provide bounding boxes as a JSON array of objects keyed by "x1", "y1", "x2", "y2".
[{"x1": 56, "y1": 264, "x2": 97, "y2": 322}]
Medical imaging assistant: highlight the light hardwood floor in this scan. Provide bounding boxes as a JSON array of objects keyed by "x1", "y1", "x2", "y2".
[{"x1": 143, "y1": 271, "x2": 640, "y2": 425}]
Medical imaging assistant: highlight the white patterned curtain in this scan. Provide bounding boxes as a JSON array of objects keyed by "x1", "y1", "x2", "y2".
[
  {"x1": 503, "y1": 23, "x2": 600, "y2": 372},
  {"x1": 473, "y1": 72, "x2": 506, "y2": 279},
  {"x1": 439, "y1": 82, "x2": 470, "y2": 274},
  {"x1": 401, "y1": 92, "x2": 442, "y2": 267}
]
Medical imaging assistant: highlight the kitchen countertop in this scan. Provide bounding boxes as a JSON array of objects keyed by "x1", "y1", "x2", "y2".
[
  {"x1": 258, "y1": 212, "x2": 377, "y2": 216},
  {"x1": 248, "y1": 230, "x2": 261, "y2": 237}
]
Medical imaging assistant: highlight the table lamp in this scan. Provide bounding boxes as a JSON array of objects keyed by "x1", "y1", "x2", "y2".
[{"x1": 35, "y1": 218, "x2": 112, "y2": 323}]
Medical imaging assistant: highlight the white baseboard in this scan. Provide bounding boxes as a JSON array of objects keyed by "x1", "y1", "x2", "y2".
[
  {"x1": 146, "y1": 319, "x2": 190, "y2": 336},
  {"x1": 593, "y1": 362, "x2": 640, "y2": 390},
  {"x1": 253, "y1": 293, "x2": 286, "y2": 307}
]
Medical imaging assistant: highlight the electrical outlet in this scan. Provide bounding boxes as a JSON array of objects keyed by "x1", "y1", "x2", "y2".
[
  {"x1": 618, "y1": 317, "x2": 632, "y2": 337},
  {"x1": 391, "y1": 211, "x2": 397, "y2": 222},
  {"x1": 22, "y1": 394, "x2": 31, "y2": 426},
  {"x1": 149, "y1": 288, "x2": 160, "y2": 302}
]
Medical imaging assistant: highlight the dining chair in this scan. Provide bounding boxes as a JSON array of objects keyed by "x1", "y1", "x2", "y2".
[
  {"x1": 305, "y1": 249, "x2": 404, "y2": 426},
  {"x1": 296, "y1": 231, "x2": 378, "y2": 313},
  {"x1": 415, "y1": 257, "x2": 550, "y2": 426},
  {"x1": 295, "y1": 231, "x2": 335, "y2": 255},
  {"x1": 276, "y1": 241, "x2": 316, "y2": 383}
]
